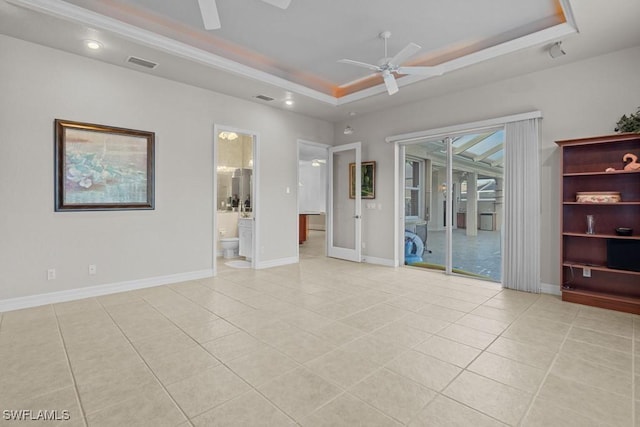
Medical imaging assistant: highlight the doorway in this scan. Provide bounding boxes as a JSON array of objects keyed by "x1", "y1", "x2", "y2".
[
  {"x1": 213, "y1": 126, "x2": 258, "y2": 274},
  {"x1": 297, "y1": 140, "x2": 329, "y2": 259},
  {"x1": 327, "y1": 142, "x2": 362, "y2": 262},
  {"x1": 401, "y1": 130, "x2": 504, "y2": 282}
]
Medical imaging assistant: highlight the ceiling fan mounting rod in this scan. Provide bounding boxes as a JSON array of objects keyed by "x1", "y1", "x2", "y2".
[{"x1": 379, "y1": 30, "x2": 391, "y2": 59}]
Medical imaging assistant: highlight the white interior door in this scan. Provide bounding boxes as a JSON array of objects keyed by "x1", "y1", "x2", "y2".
[{"x1": 327, "y1": 142, "x2": 361, "y2": 262}]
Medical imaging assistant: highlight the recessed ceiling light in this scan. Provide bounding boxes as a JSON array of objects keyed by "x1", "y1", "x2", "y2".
[
  {"x1": 285, "y1": 99, "x2": 294, "y2": 106},
  {"x1": 85, "y1": 40, "x2": 102, "y2": 50}
]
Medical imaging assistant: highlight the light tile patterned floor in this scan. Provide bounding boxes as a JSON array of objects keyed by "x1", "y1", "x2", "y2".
[{"x1": 1, "y1": 233, "x2": 638, "y2": 426}]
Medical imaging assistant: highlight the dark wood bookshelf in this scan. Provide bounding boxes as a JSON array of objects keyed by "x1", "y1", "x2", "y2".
[
  {"x1": 562, "y1": 262, "x2": 640, "y2": 276},
  {"x1": 564, "y1": 170, "x2": 640, "y2": 177},
  {"x1": 563, "y1": 202, "x2": 640, "y2": 205},
  {"x1": 562, "y1": 232, "x2": 640, "y2": 240},
  {"x1": 556, "y1": 133, "x2": 640, "y2": 314}
]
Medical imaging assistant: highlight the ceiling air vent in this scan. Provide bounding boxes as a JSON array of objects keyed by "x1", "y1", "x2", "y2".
[
  {"x1": 255, "y1": 94, "x2": 274, "y2": 101},
  {"x1": 126, "y1": 56, "x2": 158, "y2": 69}
]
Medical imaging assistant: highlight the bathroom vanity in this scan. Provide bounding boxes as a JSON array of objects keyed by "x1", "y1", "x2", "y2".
[{"x1": 238, "y1": 218, "x2": 253, "y2": 260}]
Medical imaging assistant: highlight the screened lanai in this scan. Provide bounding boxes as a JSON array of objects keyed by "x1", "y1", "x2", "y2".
[{"x1": 404, "y1": 129, "x2": 505, "y2": 282}]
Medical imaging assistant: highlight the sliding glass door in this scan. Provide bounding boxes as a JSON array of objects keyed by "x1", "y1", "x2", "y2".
[{"x1": 403, "y1": 130, "x2": 504, "y2": 282}]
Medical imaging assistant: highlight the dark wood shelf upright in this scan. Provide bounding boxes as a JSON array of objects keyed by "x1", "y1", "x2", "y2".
[{"x1": 556, "y1": 133, "x2": 640, "y2": 314}]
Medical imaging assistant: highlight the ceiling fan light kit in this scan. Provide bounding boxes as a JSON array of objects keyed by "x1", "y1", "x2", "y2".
[
  {"x1": 382, "y1": 70, "x2": 398, "y2": 95},
  {"x1": 339, "y1": 31, "x2": 443, "y2": 95}
]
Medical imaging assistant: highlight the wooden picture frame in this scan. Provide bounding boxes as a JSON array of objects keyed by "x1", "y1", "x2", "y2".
[
  {"x1": 54, "y1": 119, "x2": 155, "y2": 211},
  {"x1": 349, "y1": 161, "x2": 376, "y2": 199}
]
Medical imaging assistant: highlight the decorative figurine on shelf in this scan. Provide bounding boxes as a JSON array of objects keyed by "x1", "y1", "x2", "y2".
[{"x1": 623, "y1": 153, "x2": 640, "y2": 171}]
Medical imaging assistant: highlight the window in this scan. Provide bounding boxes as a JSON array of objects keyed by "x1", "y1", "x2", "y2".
[
  {"x1": 459, "y1": 178, "x2": 497, "y2": 202},
  {"x1": 404, "y1": 158, "x2": 423, "y2": 219}
]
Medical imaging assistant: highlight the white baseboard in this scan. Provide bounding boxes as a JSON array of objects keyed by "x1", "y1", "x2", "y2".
[
  {"x1": 540, "y1": 282, "x2": 561, "y2": 296},
  {"x1": 362, "y1": 256, "x2": 396, "y2": 267},
  {"x1": 0, "y1": 269, "x2": 214, "y2": 313},
  {"x1": 256, "y1": 256, "x2": 299, "y2": 269}
]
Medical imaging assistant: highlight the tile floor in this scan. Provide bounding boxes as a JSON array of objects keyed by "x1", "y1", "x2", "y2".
[{"x1": 1, "y1": 232, "x2": 638, "y2": 426}]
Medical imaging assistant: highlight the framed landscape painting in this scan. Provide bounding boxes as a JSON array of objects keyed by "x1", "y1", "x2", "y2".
[
  {"x1": 349, "y1": 161, "x2": 376, "y2": 199},
  {"x1": 54, "y1": 119, "x2": 155, "y2": 211}
]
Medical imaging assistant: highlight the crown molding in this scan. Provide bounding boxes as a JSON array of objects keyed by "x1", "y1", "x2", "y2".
[{"x1": 8, "y1": 0, "x2": 578, "y2": 106}]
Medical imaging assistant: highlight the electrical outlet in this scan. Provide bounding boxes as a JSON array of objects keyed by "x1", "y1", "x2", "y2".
[
  {"x1": 583, "y1": 267, "x2": 591, "y2": 278},
  {"x1": 47, "y1": 269, "x2": 56, "y2": 280},
  {"x1": 88, "y1": 264, "x2": 97, "y2": 275},
  {"x1": 362, "y1": 242, "x2": 366, "y2": 249}
]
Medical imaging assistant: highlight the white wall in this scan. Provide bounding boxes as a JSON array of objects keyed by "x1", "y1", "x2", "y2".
[
  {"x1": 2, "y1": 33, "x2": 638, "y2": 302},
  {"x1": 298, "y1": 161, "x2": 326, "y2": 213},
  {"x1": 308, "y1": 213, "x2": 326, "y2": 231},
  {"x1": 217, "y1": 211, "x2": 240, "y2": 256},
  {"x1": 334, "y1": 45, "x2": 640, "y2": 285},
  {"x1": 0, "y1": 35, "x2": 333, "y2": 301}
]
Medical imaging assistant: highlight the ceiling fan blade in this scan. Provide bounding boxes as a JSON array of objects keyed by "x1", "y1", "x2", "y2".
[
  {"x1": 382, "y1": 71, "x2": 399, "y2": 95},
  {"x1": 396, "y1": 66, "x2": 443, "y2": 76},
  {"x1": 261, "y1": 0, "x2": 292, "y2": 9},
  {"x1": 197, "y1": 0, "x2": 221, "y2": 30},
  {"x1": 338, "y1": 59, "x2": 380, "y2": 72},
  {"x1": 389, "y1": 42, "x2": 421, "y2": 66}
]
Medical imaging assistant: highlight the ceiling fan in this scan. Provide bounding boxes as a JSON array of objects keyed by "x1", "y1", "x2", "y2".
[
  {"x1": 339, "y1": 31, "x2": 443, "y2": 95},
  {"x1": 197, "y1": 0, "x2": 292, "y2": 30}
]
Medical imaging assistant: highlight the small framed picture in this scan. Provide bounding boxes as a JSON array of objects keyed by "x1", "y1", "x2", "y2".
[
  {"x1": 54, "y1": 119, "x2": 155, "y2": 211},
  {"x1": 349, "y1": 161, "x2": 376, "y2": 199}
]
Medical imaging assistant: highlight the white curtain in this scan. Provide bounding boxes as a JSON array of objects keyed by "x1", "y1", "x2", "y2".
[{"x1": 503, "y1": 118, "x2": 541, "y2": 293}]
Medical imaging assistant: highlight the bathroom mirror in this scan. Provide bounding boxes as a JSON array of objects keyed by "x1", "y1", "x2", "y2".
[{"x1": 217, "y1": 133, "x2": 253, "y2": 212}]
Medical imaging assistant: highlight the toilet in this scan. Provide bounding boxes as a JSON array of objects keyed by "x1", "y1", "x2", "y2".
[{"x1": 220, "y1": 237, "x2": 239, "y2": 259}]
